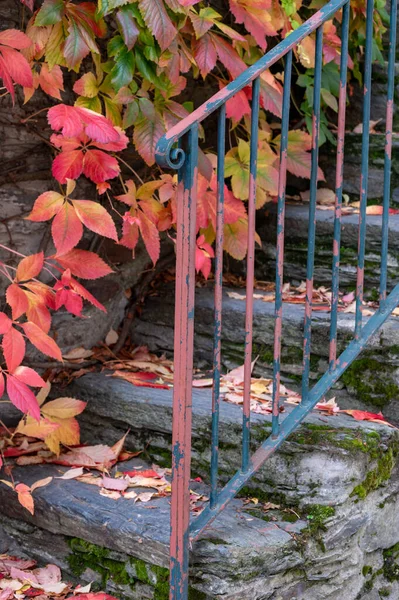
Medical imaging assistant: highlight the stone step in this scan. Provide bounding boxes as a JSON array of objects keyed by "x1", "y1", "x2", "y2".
[
  {"x1": 0, "y1": 456, "x2": 306, "y2": 600},
  {"x1": 130, "y1": 285, "x2": 399, "y2": 420},
  {"x1": 234, "y1": 201, "x2": 399, "y2": 294},
  {"x1": 2, "y1": 376, "x2": 399, "y2": 599}
]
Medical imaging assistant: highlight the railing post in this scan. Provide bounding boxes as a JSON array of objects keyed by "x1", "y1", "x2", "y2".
[{"x1": 169, "y1": 126, "x2": 198, "y2": 600}]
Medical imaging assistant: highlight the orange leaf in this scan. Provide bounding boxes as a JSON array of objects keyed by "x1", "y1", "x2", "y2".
[
  {"x1": 26, "y1": 191, "x2": 65, "y2": 222},
  {"x1": 6, "y1": 283, "x2": 29, "y2": 319},
  {"x1": 21, "y1": 321, "x2": 62, "y2": 361},
  {"x1": 15, "y1": 483, "x2": 34, "y2": 515},
  {"x1": 2, "y1": 327, "x2": 26, "y2": 372},
  {"x1": 51, "y1": 202, "x2": 83, "y2": 255},
  {"x1": 71, "y1": 200, "x2": 118, "y2": 241},
  {"x1": 15, "y1": 252, "x2": 44, "y2": 282}
]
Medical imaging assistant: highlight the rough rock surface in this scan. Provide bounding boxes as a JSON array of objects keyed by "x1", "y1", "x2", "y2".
[
  {"x1": 1, "y1": 380, "x2": 399, "y2": 599},
  {"x1": 130, "y1": 284, "x2": 399, "y2": 421}
]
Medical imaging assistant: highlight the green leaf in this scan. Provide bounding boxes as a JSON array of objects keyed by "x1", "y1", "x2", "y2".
[
  {"x1": 321, "y1": 62, "x2": 340, "y2": 96},
  {"x1": 116, "y1": 7, "x2": 140, "y2": 50},
  {"x1": 45, "y1": 21, "x2": 66, "y2": 69},
  {"x1": 321, "y1": 88, "x2": 338, "y2": 112},
  {"x1": 110, "y1": 47, "x2": 135, "y2": 89},
  {"x1": 103, "y1": 96, "x2": 122, "y2": 126},
  {"x1": 75, "y1": 96, "x2": 103, "y2": 112},
  {"x1": 35, "y1": 0, "x2": 64, "y2": 26},
  {"x1": 123, "y1": 100, "x2": 139, "y2": 129},
  {"x1": 64, "y1": 19, "x2": 91, "y2": 70},
  {"x1": 96, "y1": 0, "x2": 109, "y2": 18},
  {"x1": 107, "y1": 35, "x2": 125, "y2": 58},
  {"x1": 135, "y1": 47, "x2": 166, "y2": 90}
]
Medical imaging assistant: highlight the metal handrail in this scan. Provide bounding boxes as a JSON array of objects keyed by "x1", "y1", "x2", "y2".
[{"x1": 154, "y1": 0, "x2": 398, "y2": 597}]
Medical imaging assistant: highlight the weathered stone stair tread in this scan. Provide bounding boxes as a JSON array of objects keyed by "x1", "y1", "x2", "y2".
[
  {"x1": 0, "y1": 457, "x2": 304, "y2": 576},
  {"x1": 130, "y1": 285, "x2": 399, "y2": 418},
  {"x1": 253, "y1": 203, "x2": 399, "y2": 291},
  {"x1": 62, "y1": 372, "x2": 397, "y2": 510}
]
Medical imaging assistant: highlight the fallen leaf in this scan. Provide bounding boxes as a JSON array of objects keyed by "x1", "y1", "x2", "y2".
[{"x1": 56, "y1": 467, "x2": 84, "y2": 480}]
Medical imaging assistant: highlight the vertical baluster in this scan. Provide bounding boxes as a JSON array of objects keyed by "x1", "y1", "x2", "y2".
[
  {"x1": 329, "y1": 1, "x2": 350, "y2": 370},
  {"x1": 302, "y1": 26, "x2": 323, "y2": 402},
  {"x1": 379, "y1": 0, "x2": 397, "y2": 307},
  {"x1": 242, "y1": 77, "x2": 260, "y2": 472},
  {"x1": 272, "y1": 50, "x2": 292, "y2": 437},
  {"x1": 169, "y1": 125, "x2": 198, "y2": 600},
  {"x1": 210, "y1": 105, "x2": 226, "y2": 508},
  {"x1": 355, "y1": 0, "x2": 374, "y2": 337}
]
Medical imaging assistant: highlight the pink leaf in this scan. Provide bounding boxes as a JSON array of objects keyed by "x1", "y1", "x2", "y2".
[
  {"x1": 138, "y1": 0, "x2": 177, "y2": 51},
  {"x1": 2, "y1": 327, "x2": 26, "y2": 373},
  {"x1": 52, "y1": 149, "x2": 84, "y2": 183},
  {"x1": 6, "y1": 375, "x2": 40, "y2": 420},
  {"x1": 55, "y1": 249, "x2": 113, "y2": 279},
  {"x1": 83, "y1": 149, "x2": 120, "y2": 183},
  {"x1": 51, "y1": 202, "x2": 83, "y2": 255}
]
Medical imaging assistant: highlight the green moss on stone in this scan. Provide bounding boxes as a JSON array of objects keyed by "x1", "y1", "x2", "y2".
[
  {"x1": 304, "y1": 504, "x2": 335, "y2": 534},
  {"x1": 351, "y1": 439, "x2": 399, "y2": 499},
  {"x1": 342, "y1": 356, "x2": 399, "y2": 408},
  {"x1": 362, "y1": 565, "x2": 373, "y2": 577}
]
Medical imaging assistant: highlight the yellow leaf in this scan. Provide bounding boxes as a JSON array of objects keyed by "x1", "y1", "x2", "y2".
[
  {"x1": 41, "y1": 397, "x2": 86, "y2": 419},
  {"x1": 44, "y1": 417, "x2": 80, "y2": 455},
  {"x1": 36, "y1": 381, "x2": 51, "y2": 406},
  {"x1": 16, "y1": 416, "x2": 60, "y2": 439},
  {"x1": 30, "y1": 476, "x2": 52, "y2": 492}
]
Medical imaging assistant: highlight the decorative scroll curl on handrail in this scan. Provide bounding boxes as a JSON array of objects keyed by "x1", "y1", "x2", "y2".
[{"x1": 154, "y1": 0, "x2": 347, "y2": 171}]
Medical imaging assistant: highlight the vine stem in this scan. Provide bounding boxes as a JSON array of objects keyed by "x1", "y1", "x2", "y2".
[{"x1": 116, "y1": 156, "x2": 145, "y2": 185}]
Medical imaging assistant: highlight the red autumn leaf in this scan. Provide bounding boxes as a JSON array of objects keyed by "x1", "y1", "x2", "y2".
[
  {"x1": 0, "y1": 312, "x2": 12, "y2": 334},
  {"x1": 0, "y1": 372, "x2": 4, "y2": 398},
  {"x1": 82, "y1": 149, "x2": 121, "y2": 184},
  {"x1": 25, "y1": 63, "x2": 64, "y2": 102},
  {"x1": 52, "y1": 149, "x2": 84, "y2": 184},
  {"x1": 6, "y1": 375, "x2": 41, "y2": 420},
  {"x1": 55, "y1": 287, "x2": 84, "y2": 316},
  {"x1": 112, "y1": 370, "x2": 169, "y2": 389},
  {"x1": 21, "y1": 321, "x2": 62, "y2": 362},
  {"x1": 137, "y1": 212, "x2": 160, "y2": 265},
  {"x1": 51, "y1": 201, "x2": 83, "y2": 255},
  {"x1": 48, "y1": 104, "x2": 120, "y2": 144},
  {"x1": 26, "y1": 191, "x2": 65, "y2": 222},
  {"x1": 55, "y1": 249, "x2": 113, "y2": 279},
  {"x1": 340, "y1": 409, "x2": 394, "y2": 427},
  {"x1": 2, "y1": 327, "x2": 26, "y2": 372},
  {"x1": 193, "y1": 33, "x2": 217, "y2": 78},
  {"x1": 0, "y1": 30, "x2": 33, "y2": 101},
  {"x1": 138, "y1": 0, "x2": 177, "y2": 51},
  {"x1": 15, "y1": 252, "x2": 44, "y2": 282},
  {"x1": 0, "y1": 29, "x2": 33, "y2": 50},
  {"x1": 123, "y1": 468, "x2": 161, "y2": 478},
  {"x1": 26, "y1": 299, "x2": 52, "y2": 333},
  {"x1": 225, "y1": 87, "x2": 251, "y2": 121},
  {"x1": 229, "y1": 0, "x2": 277, "y2": 51},
  {"x1": 12, "y1": 366, "x2": 46, "y2": 387},
  {"x1": 195, "y1": 234, "x2": 214, "y2": 279},
  {"x1": 365, "y1": 205, "x2": 399, "y2": 215},
  {"x1": 71, "y1": 200, "x2": 118, "y2": 241},
  {"x1": 6, "y1": 283, "x2": 29, "y2": 319},
  {"x1": 211, "y1": 33, "x2": 247, "y2": 79}
]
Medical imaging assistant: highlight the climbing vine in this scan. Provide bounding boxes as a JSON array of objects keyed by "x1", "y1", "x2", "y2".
[{"x1": 0, "y1": 0, "x2": 389, "y2": 424}]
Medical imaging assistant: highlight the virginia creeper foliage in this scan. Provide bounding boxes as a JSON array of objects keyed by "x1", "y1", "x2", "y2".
[{"x1": 0, "y1": 0, "x2": 389, "y2": 424}]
